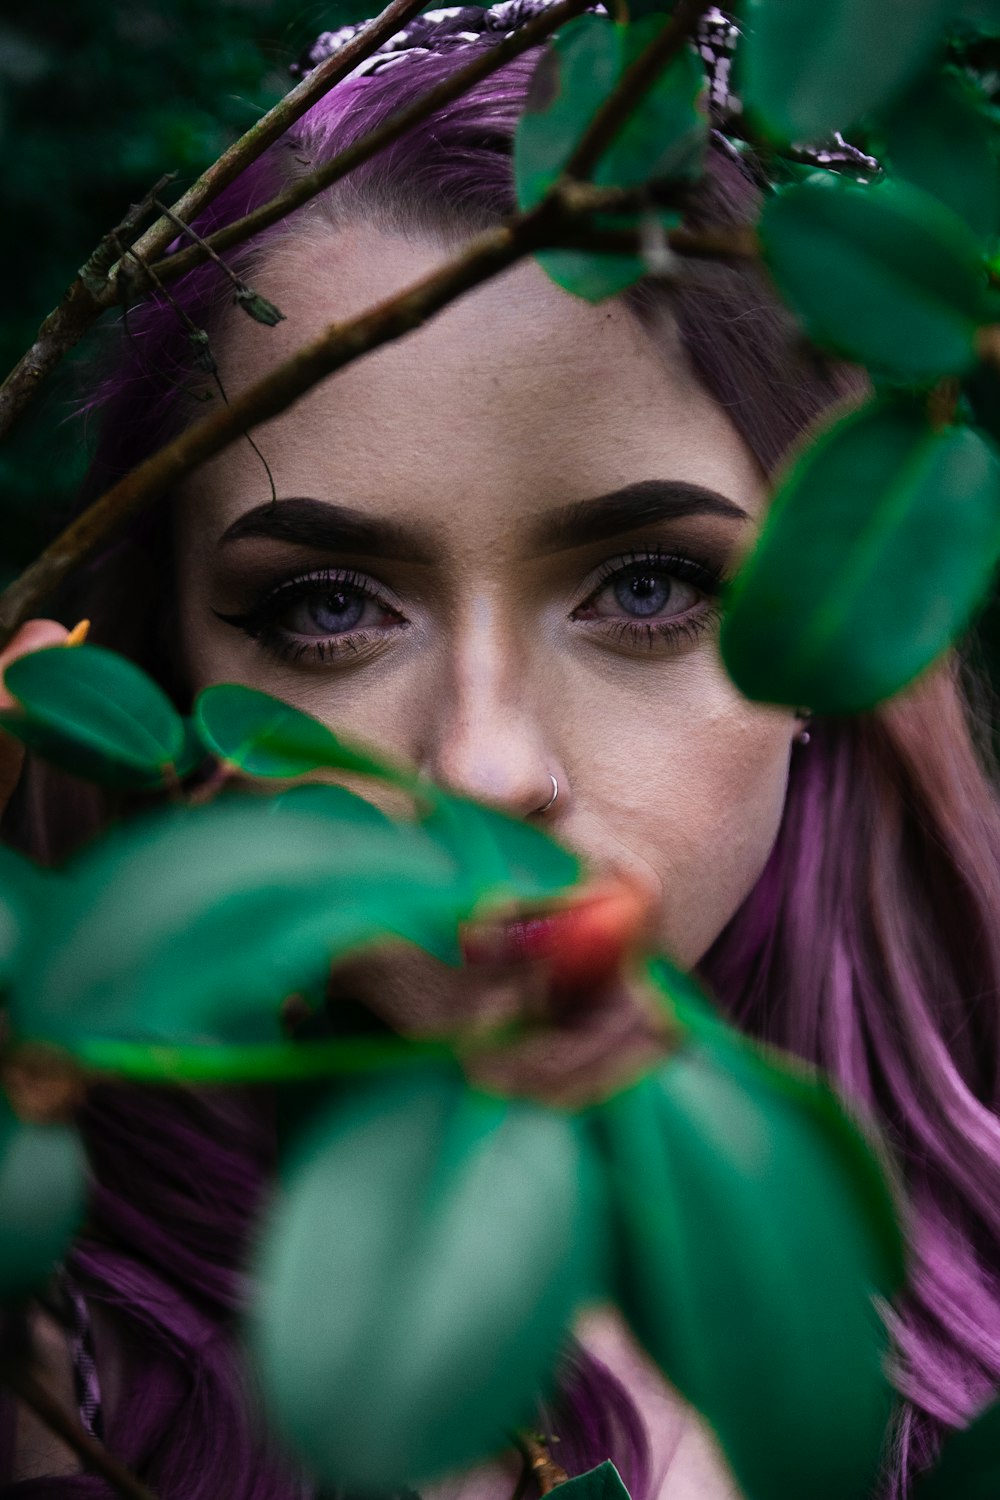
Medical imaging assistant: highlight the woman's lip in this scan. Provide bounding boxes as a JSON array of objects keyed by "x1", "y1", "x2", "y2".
[
  {"x1": 459, "y1": 875, "x2": 654, "y2": 992},
  {"x1": 460, "y1": 912, "x2": 568, "y2": 968}
]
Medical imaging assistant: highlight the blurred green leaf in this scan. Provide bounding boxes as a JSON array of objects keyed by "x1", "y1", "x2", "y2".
[
  {"x1": 877, "y1": 65, "x2": 1000, "y2": 242},
  {"x1": 420, "y1": 795, "x2": 581, "y2": 912},
  {"x1": 951, "y1": 0, "x2": 1000, "y2": 36},
  {"x1": 0, "y1": 643, "x2": 187, "y2": 788},
  {"x1": 591, "y1": 1020, "x2": 899, "y2": 1500},
  {"x1": 550, "y1": 1461, "x2": 631, "y2": 1500},
  {"x1": 738, "y1": 0, "x2": 953, "y2": 142},
  {"x1": 0, "y1": 1099, "x2": 86, "y2": 1300},
  {"x1": 10, "y1": 794, "x2": 469, "y2": 1050},
  {"x1": 252, "y1": 1067, "x2": 601, "y2": 1489},
  {"x1": 194, "y1": 682, "x2": 415, "y2": 789},
  {"x1": 913, "y1": 1399, "x2": 1000, "y2": 1499},
  {"x1": 647, "y1": 955, "x2": 906, "y2": 1294},
  {"x1": 0, "y1": 845, "x2": 44, "y2": 990},
  {"x1": 759, "y1": 173, "x2": 992, "y2": 380},
  {"x1": 514, "y1": 13, "x2": 702, "y2": 301},
  {"x1": 270, "y1": 780, "x2": 392, "y2": 826},
  {"x1": 720, "y1": 397, "x2": 1000, "y2": 712}
]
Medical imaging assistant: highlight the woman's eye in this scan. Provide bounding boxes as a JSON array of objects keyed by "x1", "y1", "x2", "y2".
[
  {"x1": 585, "y1": 564, "x2": 702, "y2": 621},
  {"x1": 211, "y1": 568, "x2": 405, "y2": 664},
  {"x1": 281, "y1": 582, "x2": 382, "y2": 636}
]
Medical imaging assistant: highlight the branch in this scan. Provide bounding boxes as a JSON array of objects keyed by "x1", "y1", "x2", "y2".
[
  {"x1": 144, "y1": 0, "x2": 595, "y2": 289},
  {"x1": 563, "y1": 0, "x2": 707, "y2": 181},
  {"x1": 0, "y1": 0, "x2": 430, "y2": 445},
  {"x1": 2, "y1": 1361, "x2": 158, "y2": 1500}
]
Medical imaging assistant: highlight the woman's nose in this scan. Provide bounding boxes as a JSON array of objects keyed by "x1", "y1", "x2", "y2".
[{"x1": 416, "y1": 609, "x2": 565, "y2": 822}]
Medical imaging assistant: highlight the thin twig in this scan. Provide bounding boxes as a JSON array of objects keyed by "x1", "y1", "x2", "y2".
[
  {"x1": 150, "y1": 199, "x2": 248, "y2": 293},
  {"x1": 563, "y1": 0, "x2": 706, "y2": 180},
  {"x1": 0, "y1": 0, "x2": 430, "y2": 444},
  {"x1": 2, "y1": 1363, "x2": 158, "y2": 1500},
  {"x1": 146, "y1": 0, "x2": 595, "y2": 287},
  {"x1": 78, "y1": 173, "x2": 178, "y2": 298},
  {"x1": 0, "y1": 193, "x2": 754, "y2": 645}
]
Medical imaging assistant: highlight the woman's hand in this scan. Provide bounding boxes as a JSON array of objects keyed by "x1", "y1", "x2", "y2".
[{"x1": 0, "y1": 620, "x2": 73, "y2": 815}]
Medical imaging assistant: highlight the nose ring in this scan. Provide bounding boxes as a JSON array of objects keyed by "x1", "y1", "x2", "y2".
[{"x1": 536, "y1": 774, "x2": 559, "y2": 814}]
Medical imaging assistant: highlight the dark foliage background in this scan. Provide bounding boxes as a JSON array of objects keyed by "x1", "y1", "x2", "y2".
[{"x1": 0, "y1": 0, "x2": 369, "y2": 585}]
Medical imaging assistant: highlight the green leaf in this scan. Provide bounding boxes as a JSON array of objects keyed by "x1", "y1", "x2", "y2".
[
  {"x1": 0, "y1": 845, "x2": 44, "y2": 990},
  {"x1": 592, "y1": 1033, "x2": 899, "y2": 1500},
  {"x1": 720, "y1": 397, "x2": 1000, "y2": 713},
  {"x1": 514, "y1": 14, "x2": 704, "y2": 301},
  {"x1": 759, "y1": 173, "x2": 991, "y2": 380},
  {"x1": 0, "y1": 643, "x2": 187, "y2": 789},
  {"x1": 270, "y1": 780, "x2": 392, "y2": 827},
  {"x1": 420, "y1": 795, "x2": 581, "y2": 912},
  {"x1": 913, "y1": 1400, "x2": 1000, "y2": 1499},
  {"x1": 738, "y1": 0, "x2": 954, "y2": 143},
  {"x1": 10, "y1": 794, "x2": 468, "y2": 1051},
  {"x1": 878, "y1": 66, "x2": 1000, "y2": 243},
  {"x1": 646, "y1": 956, "x2": 907, "y2": 1295},
  {"x1": 251, "y1": 1067, "x2": 601, "y2": 1489},
  {"x1": 194, "y1": 682, "x2": 416, "y2": 789},
  {"x1": 0, "y1": 1100, "x2": 86, "y2": 1299},
  {"x1": 550, "y1": 1461, "x2": 631, "y2": 1500},
  {"x1": 951, "y1": 0, "x2": 1000, "y2": 37}
]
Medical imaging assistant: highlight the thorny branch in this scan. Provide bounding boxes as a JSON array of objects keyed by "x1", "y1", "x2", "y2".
[{"x1": 0, "y1": 0, "x2": 430, "y2": 444}]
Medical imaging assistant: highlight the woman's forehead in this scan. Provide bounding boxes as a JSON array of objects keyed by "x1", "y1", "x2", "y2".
[{"x1": 184, "y1": 226, "x2": 769, "y2": 540}]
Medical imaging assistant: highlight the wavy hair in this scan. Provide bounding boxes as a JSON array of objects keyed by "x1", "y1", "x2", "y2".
[{"x1": 3, "y1": 34, "x2": 1000, "y2": 1500}]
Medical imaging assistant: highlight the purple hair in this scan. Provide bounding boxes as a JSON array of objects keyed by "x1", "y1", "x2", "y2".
[{"x1": 3, "y1": 34, "x2": 1000, "y2": 1500}]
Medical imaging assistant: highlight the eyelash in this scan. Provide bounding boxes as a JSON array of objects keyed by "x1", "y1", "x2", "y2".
[{"x1": 213, "y1": 548, "x2": 726, "y2": 666}]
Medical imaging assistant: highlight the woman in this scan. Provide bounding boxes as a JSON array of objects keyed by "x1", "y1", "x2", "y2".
[{"x1": 2, "y1": 4, "x2": 1000, "y2": 1495}]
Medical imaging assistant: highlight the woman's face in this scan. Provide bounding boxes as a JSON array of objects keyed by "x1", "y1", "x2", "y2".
[{"x1": 172, "y1": 226, "x2": 797, "y2": 1027}]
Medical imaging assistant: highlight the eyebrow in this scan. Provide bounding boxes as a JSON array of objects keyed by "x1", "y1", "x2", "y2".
[
  {"x1": 217, "y1": 497, "x2": 437, "y2": 562},
  {"x1": 529, "y1": 479, "x2": 751, "y2": 553},
  {"x1": 217, "y1": 480, "x2": 750, "y2": 559}
]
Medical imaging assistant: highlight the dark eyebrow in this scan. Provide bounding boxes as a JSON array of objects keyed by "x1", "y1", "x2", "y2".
[
  {"x1": 530, "y1": 480, "x2": 751, "y2": 553},
  {"x1": 217, "y1": 497, "x2": 436, "y2": 562}
]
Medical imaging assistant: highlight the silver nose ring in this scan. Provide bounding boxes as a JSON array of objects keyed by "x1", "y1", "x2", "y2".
[{"x1": 537, "y1": 774, "x2": 558, "y2": 814}]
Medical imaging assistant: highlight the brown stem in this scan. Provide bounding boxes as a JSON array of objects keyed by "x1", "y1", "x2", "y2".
[
  {"x1": 0, "y1": 0, "x2": 429, "y2": 445},
  {"x1": 517, "y1": 1433, "x2": 569, "y2": 1495},
  {"x1": 562, "y1": 0, "x2": 706, "y2": 181},
  {"x1": 186, "y1": 760, "x2": 237, "y2": 807},
  {"x1": 146, "y1": 0, "x2": 594, "y2": 288},
  {"x1": 77, "y1": 173, "x2": 179, "y2": 298},
  {"x1": 2, "y1": 1363, "x2": 158, "y2": 1500}
]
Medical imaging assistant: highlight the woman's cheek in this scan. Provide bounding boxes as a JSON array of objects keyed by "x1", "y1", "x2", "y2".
[{"x1": 604, "y1": 697, "x2": 794, "y2": 971}]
